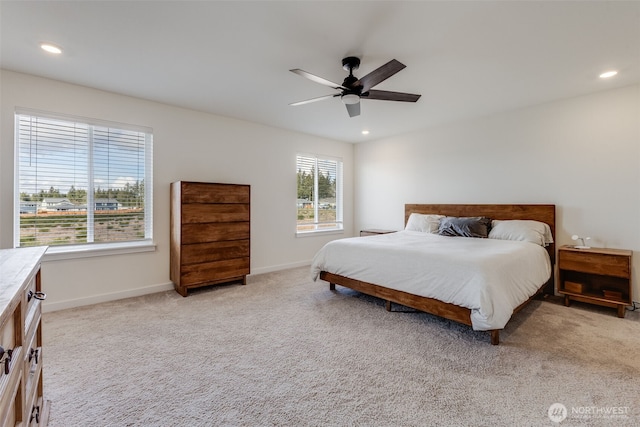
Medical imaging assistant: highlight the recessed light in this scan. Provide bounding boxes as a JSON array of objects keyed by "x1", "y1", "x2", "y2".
[
  {"x1": 599, "y1": 70, "x2": 617, "y2": 79},
  {"x1": 40, "y1": 43, "x2": 62, "y2": 54},
  {"x1": 361, "y1": 130, "x2": 370, "y2": 135}
]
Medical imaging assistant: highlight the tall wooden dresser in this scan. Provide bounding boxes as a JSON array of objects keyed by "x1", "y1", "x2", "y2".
[
  {"x1": 0, "y1": 246, "x2": 49, "y2": 426},
  {"x1": 170, "y1": 181, "x2": 250, "y2": 296}
]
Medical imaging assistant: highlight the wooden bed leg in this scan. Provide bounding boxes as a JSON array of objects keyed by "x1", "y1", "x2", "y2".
[
  {"x1": 490, "y1": 330, "x2": 500, "y2": 345},
  {"x1": 385, "y1": 300, "x2": 392, "y2": 311},
  {"x1": 329, "y1": 283, "x2": 336, "y2": 290}
]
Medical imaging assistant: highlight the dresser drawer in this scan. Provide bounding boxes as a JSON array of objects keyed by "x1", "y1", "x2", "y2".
[
  {"x1": 181, "y1": 240, "x2": 249, "y2": 265},
  {"x1": 0, "y1": 312, "x2": 18, "y2": 387},
  {"x1": 181, "y1": 203, "x2": 249, "y2": 224},
  {"x1": 1, "y1": 312, "x2": 16, "y2": 352},
  {"x1": 0, "y1": 346, "x2": 23, "y2": 425},
  {"x1": 24, "y1": 274, "x2": 37, "y2": 316},
  {"x1": 0, "y1": 402, "x2": 16, "y2": 427},
  {"x1": 182, "y1": 222, "x2": 249, "y2": 244},
  {"x1": 24, "y1": 275, "x2": 45, "y2": 332},
  {"x1": 0, "y1": 378, "x2": 18, "y2": 427},
  {"x1": 181, "y1": 258, "x2": 250, "y2": 286},
  {"x1": 24, "y1": 305, "x2": 41, "y2": 357},
  {"x1": 24, "y1": 332, "x2": 43, "y2": 394},
  {"x1": 24, "y1": 321, "x2": 43, "y2": 422},
  {"x1": 181, "y1": 183, "x2": 250, "y2": 204},
  {"x1": 559, "y1": 250, "x2": 630, "y2": 278}
]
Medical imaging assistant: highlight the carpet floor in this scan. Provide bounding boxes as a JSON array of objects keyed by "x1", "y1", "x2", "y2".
[{"x1": 43, "y1": 266, "x2": 640, "y2": 426}]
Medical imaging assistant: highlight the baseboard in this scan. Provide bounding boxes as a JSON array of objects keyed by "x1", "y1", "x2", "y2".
[
  {"x1": 42, "y1": 281, "x2": 175, "y2": 313},
  {"x1": 250, "y1": 260, "x2": 311, "y2": 275}
]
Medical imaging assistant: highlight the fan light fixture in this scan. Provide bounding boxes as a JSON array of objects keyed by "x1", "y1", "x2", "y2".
[
  {"x1": 341, "y1": 94, "x2": 360, "y2": 105},
  {"x1": 571, "y1": 234, "x2": 591, "y2": 249}
]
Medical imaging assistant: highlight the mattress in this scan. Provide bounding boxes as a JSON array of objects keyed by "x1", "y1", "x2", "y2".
[{"x1": 311, "y1": 230, "x2": 551, "y2": 330}]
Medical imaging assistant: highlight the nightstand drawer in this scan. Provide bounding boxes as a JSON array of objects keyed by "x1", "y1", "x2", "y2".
[{"x1": 558, "y1": 251, "x2": 630, "y2": 278}]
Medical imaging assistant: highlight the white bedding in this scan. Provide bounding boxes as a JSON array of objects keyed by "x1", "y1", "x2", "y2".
[{"x1": 311, "y1": 230, "x2": 551, "y2": 330}]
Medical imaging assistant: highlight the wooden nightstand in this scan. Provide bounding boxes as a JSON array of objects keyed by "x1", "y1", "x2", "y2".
[
  {"x1": 558, "y1": 245, "x2": 632, "y2": 318},
  {"x1": 359, "y1": 229, "x2": 396, "y2": 237}
]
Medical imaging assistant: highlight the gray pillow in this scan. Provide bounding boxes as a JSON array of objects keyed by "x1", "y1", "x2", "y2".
[{"x1": 438, "y1": 216, "x2": 492, "y2": 238}]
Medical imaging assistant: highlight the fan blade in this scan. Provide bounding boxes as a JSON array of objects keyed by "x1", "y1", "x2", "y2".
[
  {"x1": 357, "y1": 59, "x2": 406, "y2": 92},
  {"x1": 345, "y1": 102, "x2": 360, "y2": 117},
  {"x1": 363, "y1": 89, "x2": 421, "y2": 102},
  {"x1": 290, "y1": 69, "x2": 346, "y2": 90},
  {"x1": 290, "y1": 94, "x2": 338, "y2": 106}
]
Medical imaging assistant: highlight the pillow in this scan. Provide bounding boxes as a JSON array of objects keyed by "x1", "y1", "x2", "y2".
[
  {"x1": 488, "y1": 220, "x2": 554, "y2": 246},
  {"x1": 405, "y1": 213, "x2": 444, "y2": 233},
  {"x1": 438, "y1": 216, "x2": 492, "y2": 238}
]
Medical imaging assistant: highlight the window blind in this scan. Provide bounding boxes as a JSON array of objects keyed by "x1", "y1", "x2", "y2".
[
  {"x1": 16, "y1": 113, "x2": 153, "y2": 247},
  {"x1": 296, "y1": 154, "x2": 343, "y2": 233}
]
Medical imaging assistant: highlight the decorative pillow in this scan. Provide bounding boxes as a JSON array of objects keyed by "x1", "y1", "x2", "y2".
[
  {"x1": 488, "y1": 220, "x2": 554, "y2": 246},
  {"x1": 405, "y1": 213, "x2": 444, "y2": 233},
  {"x1": 438, "y1": 216, "x2": 492, "y2": 238}
]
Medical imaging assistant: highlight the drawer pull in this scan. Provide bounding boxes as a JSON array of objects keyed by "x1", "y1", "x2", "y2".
[
  {"x1": 30, "y1": 405, "x2": 40, "y2": 423},
  {"x1": 0, "y1": 347, "x2": 13, "y2": 375},
  {"x1": 29, "y1": 348, "x2": 40, "y2": 364},
  {"x1": 27, "y1": 290, "x2": 47, "y2": 302}
]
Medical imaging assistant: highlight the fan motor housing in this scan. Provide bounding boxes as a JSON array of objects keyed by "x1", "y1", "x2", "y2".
[
  {"x1": 342, "y1": 75, "x2": 359, "y2": 89},
  {"x1": 342, "y1": 57, "x2": 360, "y2": 72}
]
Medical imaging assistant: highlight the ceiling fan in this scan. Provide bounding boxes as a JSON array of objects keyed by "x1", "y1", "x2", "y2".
[{"x1": 289, "y1": 57, "x2": 421, "y2": 117}]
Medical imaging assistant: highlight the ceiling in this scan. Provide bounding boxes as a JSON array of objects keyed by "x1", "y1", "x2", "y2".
[{"x1": 1, "y1": 1, "x2": 639, "y2": 143}]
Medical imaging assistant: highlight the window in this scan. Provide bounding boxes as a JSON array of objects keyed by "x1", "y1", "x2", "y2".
[
  {"x1": 15, "y1": 111, "x2": 153, "y2": 249},
  {"x1": 296, "y1": 154, "x2": 343, "y2": 234}
]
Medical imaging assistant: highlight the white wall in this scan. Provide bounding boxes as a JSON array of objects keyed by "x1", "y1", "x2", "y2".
[
  {"x1": 4, "y1": 70, "x2": 638, "y2": 309},
  {"x1": 0, "y1": 70, "x2": 354, "y2": 310},
  {"x1": 355, "y1": 84, "x2": 640, "y2": 298}
]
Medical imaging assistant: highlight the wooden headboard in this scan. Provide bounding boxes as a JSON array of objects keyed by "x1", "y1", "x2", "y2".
[{"x1": 405, "y1": 204, "x2": 556, "y2": 264}]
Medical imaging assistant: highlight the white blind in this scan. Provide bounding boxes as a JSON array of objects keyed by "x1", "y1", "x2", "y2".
[
  {"x1": 16, "y1": 113, "x2": 152, "y2": 247},
  {"x1": 296, "y1": 154, "x2": 343, "y2": 233}
]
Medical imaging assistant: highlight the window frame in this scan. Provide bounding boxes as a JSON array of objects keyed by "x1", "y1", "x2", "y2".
[
  {"x1": 296, "y1": 153, "x2": 343, "y2": 236},
  {"x1": 13, "y1": 108, "x2": 155, "y2": 258}
]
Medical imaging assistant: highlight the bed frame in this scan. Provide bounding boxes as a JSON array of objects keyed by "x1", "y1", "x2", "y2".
[{"x1": 319, "y1": 204, "x2": 556, "y2": 345}]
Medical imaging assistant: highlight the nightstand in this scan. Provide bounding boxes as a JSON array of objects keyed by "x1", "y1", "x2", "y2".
[
  {"x1": 359, "y1": 229, "x2": 396, "y2": 237},
  {"x1": 558, "y1": 245, "x2": 632, "y2": 318}
]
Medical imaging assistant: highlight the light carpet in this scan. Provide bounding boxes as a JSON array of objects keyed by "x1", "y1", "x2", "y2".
[{"x1": 43, "y1": 266, "x2": 640, "y2": 426}]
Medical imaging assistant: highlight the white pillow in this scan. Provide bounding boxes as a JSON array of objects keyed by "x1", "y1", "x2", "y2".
[
  {"x1": 405, "y1": 213, "x2": 444, "y2": 233},
  {"x1": 488, "y1": 220, "x2": 554, "y2": 246}
]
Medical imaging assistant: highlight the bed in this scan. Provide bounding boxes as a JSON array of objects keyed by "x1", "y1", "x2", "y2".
[{"x1": 311, "y1": 204, "x2": 556, "y2": 345}]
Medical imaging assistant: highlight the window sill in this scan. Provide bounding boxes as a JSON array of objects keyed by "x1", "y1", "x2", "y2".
[
  {"x1": 43, "y1": 240, "x2": 156, "y2": 262},
  {"x1": 296, "y1": 229, "x2": 344, "y2": 238}
]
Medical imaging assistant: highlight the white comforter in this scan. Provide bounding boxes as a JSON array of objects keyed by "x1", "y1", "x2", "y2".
[{"x1": 311, "y1": 230, "x2": 551, "y2": 330}]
